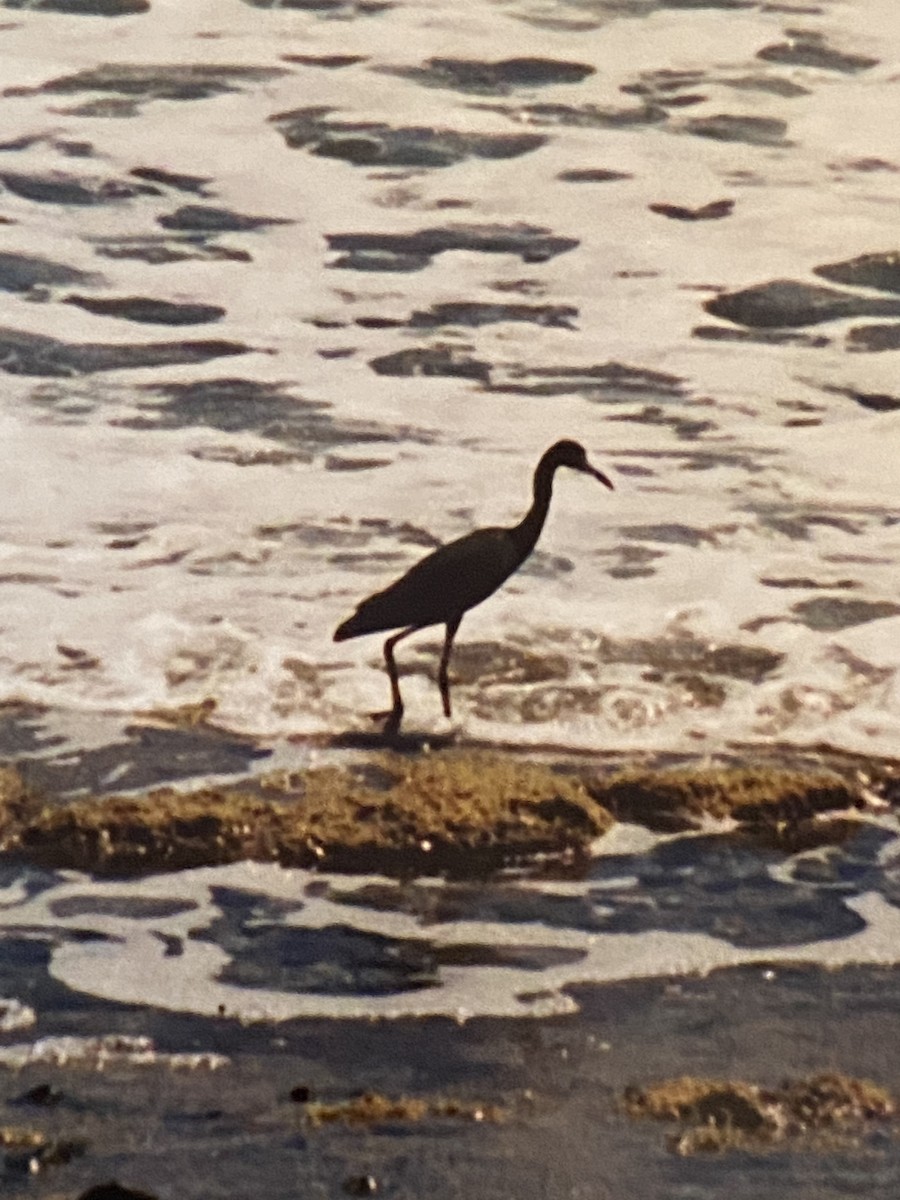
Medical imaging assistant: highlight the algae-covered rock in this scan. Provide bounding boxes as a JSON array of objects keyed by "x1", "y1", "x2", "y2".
[
  {"x1": 0, "y1": 764, "x2": 34, "y2": 828},
  {"x1": 5, "y1": 752, "x2": 611, "y2": 879},
  {"x1": 624, "y1": 1071, "x2": 894, "y2": 1155},
  {"x1": 303, "y1": 1089, "x2": 504, "y2": 1127},
  {"x1": 0, "y1": 1123, "x2": 86, "y2": 1174},
  {"x1": 624, "y1": 1075, "x2": 774, "y2": 1130},
  {"x1": 593, "y1": 765, "x2": 859, "y2": 831}
]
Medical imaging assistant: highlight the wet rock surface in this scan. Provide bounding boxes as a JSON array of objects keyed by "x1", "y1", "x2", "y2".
[
  {"x1": 649, "y1": 199, "x2": 734, "y2": 221},
  {"x1": 1, "y1": 748, "x2": 889, "y2": 880},
  {"x1": 128, "y1": 166, "x2": 214, "y2": 195},
  {"x1": 379, "y1": 56, "x2": 596, "y2": 95},
  {"x1": 704, "y1": 280, "x2": 900, "y2": 329},
  {"x1": 369, "y1": 344, "x2": 492, "y2": 382},
  {"x1": 90, "y1": 235, "x2": 253, "y2": 265},
  {"x1": 790, "y1": 596, "x2": 900, "y2": 632},
  {"x1": 326, "y1": 223, "x2": 578, "y2": 271},
  {"x1": 6, "y1": 63, "x2": 289, "y2": 107},
  {"x1": 682, "y1": 113, "x2": 791, "y2": 146},
  {"x1": 847, "y1": 322, "x2": 900, "y2": 352},
  {"x1": 2, "y1": 0, "x2": 149, "y2": 11},
  {"x1": 0, "y1": 251, "x2": 101, "y2": 294},
  {"x1": 242, "y1": 0, "x2": 391, "y2": 12},
  {"x1": 0, "y1": 753, "x2": 613, "y2": 877},
  {"x1": 0, "y1": 169, "x2": 157, "y2": 205},
  {"x1": 486, "y1": 361, "x2": 686, "y2": 401},
  {"x1": 157, "y1": 205, "x2": 292, "y2": 234},
  {"x1": 0, "y1": 327, "x2": 250, "y2": 376},
  {"x1": 270, "y1": 106, "x2": 546, "y2": 168},
  {"x1": 757, "y1": 31, "x2": 879, "y2": 74},
  {"x1": 63, "y1": 295, "x2": 226, "y2": 325},
  {"x1": 112, "y1": 376, "x2": 427, "y2": 455},
  {"x1": 407, "y1": 300, "x2": 578, "y2": 330},
  {"x1": 815, "y1": 251, "x2": 900, "y2": 293}
]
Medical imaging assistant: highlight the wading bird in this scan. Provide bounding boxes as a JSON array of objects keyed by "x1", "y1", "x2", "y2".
[{"x1": 334, "y1": 439, "x2": 614, "y2": 735}]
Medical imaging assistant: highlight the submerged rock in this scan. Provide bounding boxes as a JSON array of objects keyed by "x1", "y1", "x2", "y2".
[
  {"x1": 683, "y1": 114, "x2": 791, "y2": 146},
  {"x1": 0, "y1": 251, "x2": 101, "y2": 294},
  {"x1": 0, "y1": 326, "x2": 249, "y2": 376},
  {"x1": 692, "y1": 324, "x2": 830, "y2": 348},
  {"x1": 847, "y1": 322, "x2": 900, "y2": 352},
  {"x1": 2, "y1": 0, "x2": 148, "y2": 11},
  {"x1": 242, "y1": 0, "x2": 391, "y2": 12},
  {"x1": 815, "y1": 251, "x2": 900, "y2": 294},
  {"x1": 63, "y1": 295, "x2": 226, "y2": 325},
  {"x1": 408, "y1": 301, "x2": 578, "y2": 329},
  {"x1": 557, "y1": 167, "x2": 633, "y2": 183},
  {"x1": 757, "y1": 33, "x2": 879, "y2": 74},
  {"x1": 6, "y1": 63, "x2": 288, "y2": 104},
  {"x1": 92, "y1": 236, "x2": 252, "y2": 265},
  {"x1": 487, "y1": 361, "x2": 685, "y2": 402},
  {"x1": 270, "y1": 106, "x2": 545, "y2": 168},
  {"x1": 482, "y1": 100, "x2": 666, "y2": 131},
  {"x1": 704, "y1": 279, "x2": 900, "y2": 328},
  {"x1": 327, "y1": 223, "x2": 578, "y2": 270},
  {"x1": 649, "y1": 199, "x2": 733, "y2": 221},
  {"x1": 282, "y1": 53, "x2": 368, "y2": 68},
  {"x1": 791, "y1": 596, "x2": 900, "y2": 631},
  {"x1": 158, "y1": 205, "x2": 292, "y2": 233},
  {"x1": 369, "y1": 345, "x2": 491, "y2": 382},
  {"x1": 129, "y1": 166, "x2": 214, "y2": 195},
  {"x1": 380, "y1": 56, "x2": 595, "y2": 95},
  {"x1": 821, "y1": 385, "x2": 900, "y2": 413},
  {"x1": 0, "y1": 169, "x2": 156, "y2": 205}
]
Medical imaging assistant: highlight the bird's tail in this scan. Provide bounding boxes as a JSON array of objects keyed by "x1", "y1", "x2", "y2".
[
  {"x1": 333, "y1": 587, "x2": 401, "y2": 641},
  {"x1": 333, "y1": 608, "x2": 377, "y2": 642},
  {"x1": 333, "y1": 614, "x2": 359, "y2": 642}
]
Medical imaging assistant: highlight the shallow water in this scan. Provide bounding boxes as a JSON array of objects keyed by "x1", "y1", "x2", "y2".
[{"x1": 2, "y1": 815, "x2": 899, "y2": 1023}]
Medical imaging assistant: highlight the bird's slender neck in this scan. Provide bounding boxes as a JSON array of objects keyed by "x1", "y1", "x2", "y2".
[{"x1": 509, "y1": 452, "x2": 558, "y2": 563}]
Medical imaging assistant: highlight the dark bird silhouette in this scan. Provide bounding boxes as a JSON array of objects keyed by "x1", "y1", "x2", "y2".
[{"x1": 334, "y1": 439, "x2": 614, "y2": 735}]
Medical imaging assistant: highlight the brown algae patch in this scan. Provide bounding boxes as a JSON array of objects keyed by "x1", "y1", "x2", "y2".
[
  {"x1": 134, "y1": 697, "x2": 221, "y2": 729},
  {"x1": 623, "y1": 1072, "x2": 894, "y2": 1155},
  {"x1": 302, "y1": 1090, "x2": 504, "y2": 1128},
  {"x1": 591, "y1": 765, "x2": 861, "y2": 833},
  {"x1": 0, "y1": 754, "x2": 611, "y2": 878},
  {"x1": 0, "y1": 1125, "x2": 86, "y2": 1174},
  {"x1": 0, "y1": 764, "x2": 34, "y2": 828}
]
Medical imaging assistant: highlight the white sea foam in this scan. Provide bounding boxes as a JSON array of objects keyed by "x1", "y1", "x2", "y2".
[{"x1": 0, "y1": 836, "x2": 896, "y2": 1022}]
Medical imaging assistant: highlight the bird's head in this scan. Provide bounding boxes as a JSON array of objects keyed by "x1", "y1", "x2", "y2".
[{"x1": 548, "y1": 439, "x2": 615, "y2": 490}]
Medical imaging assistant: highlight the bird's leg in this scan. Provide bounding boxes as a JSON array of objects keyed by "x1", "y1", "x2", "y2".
[
  {"x1": 371, "y1": 625, "x2": 418, "y2": 736},
  {"x1": 437, "y1": 616, "x2": 461, "y2": 719}
]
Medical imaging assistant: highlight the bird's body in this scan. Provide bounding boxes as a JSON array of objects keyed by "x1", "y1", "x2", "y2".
[
  {"x1": 334, "y1": 440, "x2": 614, "y2": 734},
  {"x1": 334, "y1": 526, "x2": 522, "y2": 640}
]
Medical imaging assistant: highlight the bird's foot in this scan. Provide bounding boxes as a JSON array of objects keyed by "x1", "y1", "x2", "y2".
[{"x1": 369, "y1": 708, "x2": 403, "y2": 738}]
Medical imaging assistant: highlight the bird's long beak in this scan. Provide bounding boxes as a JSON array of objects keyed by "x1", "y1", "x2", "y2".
[{"x1": 584, "y1": 463, "x2": 615, "y2": 491}]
